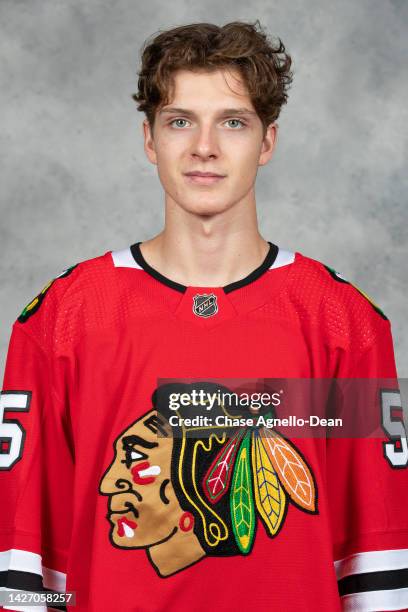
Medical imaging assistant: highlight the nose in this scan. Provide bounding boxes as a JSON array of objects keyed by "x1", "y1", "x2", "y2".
[
  {"x1": 100, "y1": 464, "x2": 131, "y2": 495},
  {"x1": 190, "y1": 124, "x2": 220, "y2": 160}
]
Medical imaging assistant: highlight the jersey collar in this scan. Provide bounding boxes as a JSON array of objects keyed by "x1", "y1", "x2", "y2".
[{"x1": 129, "y1": 241, "x2": 279, "y2": 295}]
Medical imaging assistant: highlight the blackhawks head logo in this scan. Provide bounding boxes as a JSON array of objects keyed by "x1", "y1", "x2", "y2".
[
  {"x1": 99, "y1": 382, "x2": 318, "y2": 577},
  {"x1": 17, "y1": 264, "x2": 78, "y2": 323},
  {"x1": 324, "y1": 264, "x2": 388, "y2": 320}
]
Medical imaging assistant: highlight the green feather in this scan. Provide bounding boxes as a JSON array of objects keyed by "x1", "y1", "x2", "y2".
[{"x1": 230, "y1": 431, "x2": 256, "y2": 553}]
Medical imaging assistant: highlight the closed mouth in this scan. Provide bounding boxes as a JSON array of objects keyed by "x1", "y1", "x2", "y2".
[{"x1": 184, "y1": 172, "x2": 225, "y2": 178}]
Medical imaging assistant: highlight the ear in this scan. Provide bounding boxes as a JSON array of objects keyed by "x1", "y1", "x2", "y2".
[
  {"x1": 143, "y1": 119, "x2": 157, "y2": 165},
  {"x1": 258, "y1": 123, "x2": 278, "y2": 167}
]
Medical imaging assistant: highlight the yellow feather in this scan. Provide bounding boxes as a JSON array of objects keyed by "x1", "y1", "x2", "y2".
[{"x1": 251, "y1": 430, "x2": 286, "y2": 536}]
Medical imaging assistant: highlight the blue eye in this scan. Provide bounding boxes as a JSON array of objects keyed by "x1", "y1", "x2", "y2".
[
  {"x1": 169, "y1": 118, "x2": 246, "y2": 129},
  {"x1": 170, "y1": 118, "x2": 190, "y2": 128},
  {"x1": 226, "y1": 119, "x2": 245, "y2": 129}
]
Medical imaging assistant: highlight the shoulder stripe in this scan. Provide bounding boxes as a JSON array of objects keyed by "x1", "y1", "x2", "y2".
[
  {"x1": 111, "y1": 247, "x2": 142, "y2": 270},
  {"x1": 269, "y1": 248, "x2": 295, "y2": 270}
]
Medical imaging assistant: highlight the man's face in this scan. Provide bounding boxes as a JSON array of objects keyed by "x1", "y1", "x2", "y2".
[
  {"x1": 99, "y1": 410, "x2": 182, "y2": 548},
  {"x1": 143, "y1": 68, "x2": 277, "y2": 215}
]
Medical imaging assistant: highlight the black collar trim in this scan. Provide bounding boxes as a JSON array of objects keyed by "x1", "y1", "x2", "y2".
[{"x1": 129, "y1": 241, "x2": 278, "y2": 294}]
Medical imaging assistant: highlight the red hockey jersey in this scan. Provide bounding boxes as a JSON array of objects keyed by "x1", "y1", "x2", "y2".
[{"x1": 1, "y1": 241, "x2": 407, "y2": 612}]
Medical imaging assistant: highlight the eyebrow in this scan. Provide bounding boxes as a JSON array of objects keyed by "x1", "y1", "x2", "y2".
[{"x1": 159, "y1": 107, "x2": 257, "y2": 117}]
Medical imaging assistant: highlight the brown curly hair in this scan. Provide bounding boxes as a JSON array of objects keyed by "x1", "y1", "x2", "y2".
[{"x1": 132, "y1": 20, "x2": 294, "y2": 137}]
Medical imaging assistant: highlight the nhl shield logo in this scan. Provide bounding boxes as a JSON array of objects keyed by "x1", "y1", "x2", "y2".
[{"x1": 192, "y1": 293, "x2": 218, "y2": 318}]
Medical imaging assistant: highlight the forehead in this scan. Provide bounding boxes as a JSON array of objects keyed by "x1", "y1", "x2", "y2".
[
  {"x1": 115, "y1": 410, "x2": 169, "y2": 448},
  {"x1": 166, "y1": 67, "x2": 253, "y2": 111}
]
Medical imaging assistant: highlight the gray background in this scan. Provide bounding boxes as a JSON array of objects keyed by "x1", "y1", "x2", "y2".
[{"x1": 1, "y1": 0, "x2": 407, "y2": 375}]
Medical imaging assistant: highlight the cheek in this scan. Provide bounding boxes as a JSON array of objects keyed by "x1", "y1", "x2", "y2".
[
  {"x1": 138, "y1": 479, "x2": 178, "y2": 523},
  {"x1": 131, "y1": 461, "x2": 161, "y2": 485},
  {"x1": 156, "y1": 134, "x2": 186, "y2": 161},
  {"x1": 236, "y1": 140, "x2": 262, "y2": 165},
  {"x1": 222, "y1": 134, "x2": 261, "y2": 165},
  {"x1": 155, "y1": 147, "x2": 184, "y2": 187}
]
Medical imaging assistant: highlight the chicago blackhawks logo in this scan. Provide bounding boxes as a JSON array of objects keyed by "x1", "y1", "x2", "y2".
[
  {"x1": 324, "y1": 264, "x2": 388, "y2": 320},
  {"x1": 17, "y1": 265, "x2": 78, "y2": 323},
  {"x1": 99, "y1": 382, "x2": 318, "y2": 577}
]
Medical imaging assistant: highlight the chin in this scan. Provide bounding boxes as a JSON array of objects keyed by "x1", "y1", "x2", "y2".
[{"x1": 181, "y1": 198, "x2": 235, "y2": 216}]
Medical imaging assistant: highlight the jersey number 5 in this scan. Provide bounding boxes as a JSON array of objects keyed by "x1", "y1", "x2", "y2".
[
  {"x1": 0, "y1": 390, "x2": 31, "y2": 470},
  {"x1": 381, "y1": 389, "x2": 408, "y2": 468}
]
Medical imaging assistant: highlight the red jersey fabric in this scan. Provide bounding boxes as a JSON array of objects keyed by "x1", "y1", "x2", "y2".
[{"x1": 1, "y1": 241, "x2": 407, "y2": 612}]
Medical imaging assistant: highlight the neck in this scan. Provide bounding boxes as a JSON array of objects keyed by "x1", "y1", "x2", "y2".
[{"x1": 139, "y1": 195, "x2": 269, "y2": 287}]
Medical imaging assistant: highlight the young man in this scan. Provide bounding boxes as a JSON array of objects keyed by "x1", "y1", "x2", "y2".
[{"x1": 1, "y1": 20, "x2": 407, "y2": 612}]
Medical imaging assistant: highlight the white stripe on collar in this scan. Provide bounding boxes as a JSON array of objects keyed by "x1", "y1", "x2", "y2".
[
  {"x1": 111, "y1": 247, "x2": 142, "y2": 269},
  {"x1": 111, "y1": 245, "x2": 295, "y2": 271},
  {"x1": 270, "y1": 248, "x2": 295, "y2": 269}
]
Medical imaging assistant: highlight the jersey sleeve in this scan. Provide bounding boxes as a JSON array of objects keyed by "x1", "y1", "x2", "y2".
[
  {"x1": 326, "y1": 322, "x2": 408, "y2": 611},
  {"x1": 0, "y1": 323, "x2": 74, "y2": 612}
]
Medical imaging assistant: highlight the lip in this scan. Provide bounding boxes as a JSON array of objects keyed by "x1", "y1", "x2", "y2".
[
  {"x1": 184, "y1": 172, "x2": 226, "y2": 185},
  {"x1": 115, "y1": 515, "x2": 138, "y2": 537}
]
